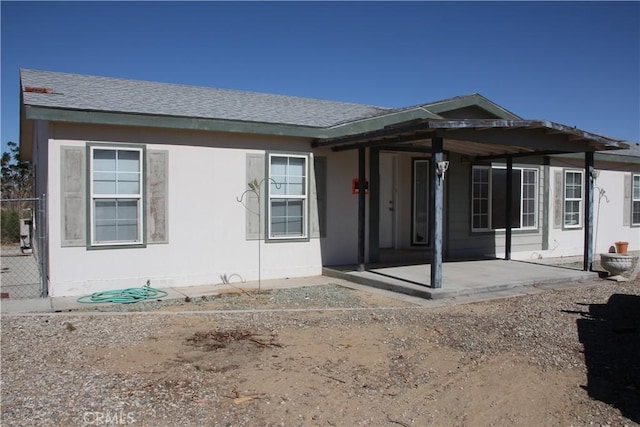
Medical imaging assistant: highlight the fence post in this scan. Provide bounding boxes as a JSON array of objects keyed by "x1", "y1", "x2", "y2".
[{"x1": 39, "y1": 194, "x2": 48, "y2": 297}]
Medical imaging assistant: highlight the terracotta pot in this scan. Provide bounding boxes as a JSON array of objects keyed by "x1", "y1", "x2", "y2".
[{"x1": 615, "y1": 241, "x2": 629, "y2": 254}]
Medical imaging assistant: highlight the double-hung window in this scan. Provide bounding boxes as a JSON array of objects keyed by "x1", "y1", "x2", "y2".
[
  {"x1": 471, "y1": 165, "x2": 538, "y2": 231},
  {"x1": 564, "y1": 170, "x2": 583, "y2": 228},
  {"x1": 89, "y1": 145, "x2": 144, "y2": 246},
  {"x1": 633, "y1": 174, "x2": 640, "y2": 226},
  {"x1": 268, "y1": 153, "x2": 308, "y2": 240},
  {"x1": 472, "y1": 167, "x2": 490, "y2": 230}
]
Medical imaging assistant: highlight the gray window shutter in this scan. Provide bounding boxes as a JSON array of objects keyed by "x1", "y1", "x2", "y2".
[
  {"x1": 245, "y1": 153, "x2": 265, "y2": 240},
  {"x1": 623, "y1": 174, "x2": 631, "y2": 226},
  {"x1": 310, "y1": 156, "x2": 327, "y2": 238},
  {"x1": 146, "y1": 150, "x2": 169, "y2": 243},
  {"x1": 553, "y1": 170, "x2": 563, "y2": 229},
  {"x1": 60, "y1": 146, "x2": 86, "y2": 247}
]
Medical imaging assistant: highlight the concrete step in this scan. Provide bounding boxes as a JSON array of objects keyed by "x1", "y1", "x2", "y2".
[{"x1": 323, "y1": 267, "x2": 435, "y2": 299}]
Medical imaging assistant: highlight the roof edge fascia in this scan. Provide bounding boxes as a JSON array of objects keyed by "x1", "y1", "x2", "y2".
[
  {"x1": 425, "y1": 94, "x2": 522, "y2": 120},
  {"x1": 24, "y1": 105, "x2": 443, "y2": 141},
  {"x1": 24, "y1": 106, "x2": 325, "y2": 139},
  {"x1": 318, "y1": 107, "x2": 441, "y2": 139},
  {"x1": 553, "y1": 151, "x2": 640, "y2": 164}
]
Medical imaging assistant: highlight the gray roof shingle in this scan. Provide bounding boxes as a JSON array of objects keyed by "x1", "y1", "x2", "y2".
[{"x1": 20, "y1": 69, "x2": 397, "y2": 128}]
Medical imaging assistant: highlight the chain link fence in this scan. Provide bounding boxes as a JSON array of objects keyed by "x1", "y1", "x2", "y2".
[{"x1": 1, "y1": 197, "x2": 47, "y2": 298}]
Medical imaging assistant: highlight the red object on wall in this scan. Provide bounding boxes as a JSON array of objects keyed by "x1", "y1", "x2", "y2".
[{"x1": 352, "y1": 178, "x2": 369, "y2": 195}]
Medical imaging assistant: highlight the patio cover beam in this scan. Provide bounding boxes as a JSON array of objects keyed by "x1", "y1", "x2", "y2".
[
  {"x1": 473, "y1": 150, "x2": 567, "y2": 161},
  {"x1": 329, "y1": 132, "x2": 436, "y2": 152},
  {"x1": 434, "y1": 128, "x2": 601, "y2": 153}
]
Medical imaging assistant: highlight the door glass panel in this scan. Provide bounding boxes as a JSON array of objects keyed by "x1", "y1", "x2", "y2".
[{"x1": 413, "y1": 160, "x2": 429, "y2": 245}]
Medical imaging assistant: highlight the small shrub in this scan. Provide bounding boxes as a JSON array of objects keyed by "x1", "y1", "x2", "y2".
[{"x1": 1, "y1": 209, "x2": 20, "y2": 244}]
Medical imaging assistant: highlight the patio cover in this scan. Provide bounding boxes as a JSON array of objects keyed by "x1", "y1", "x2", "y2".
[
  {"x1": 312, "y1": 119, "x2": 630, "y2": 288},
  {"x1": 313, "y1": 119, "x2": 629, "y2": 155}
]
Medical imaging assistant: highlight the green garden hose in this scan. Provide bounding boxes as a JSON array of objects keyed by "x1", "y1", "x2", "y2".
[{"x1": 76, "y1": 285, "x2": 168, "y2": 304}]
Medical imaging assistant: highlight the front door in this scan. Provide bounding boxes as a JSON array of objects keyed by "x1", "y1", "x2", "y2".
[{"x1": 379, "y1": 153, "x2": 396, "y2": 248}]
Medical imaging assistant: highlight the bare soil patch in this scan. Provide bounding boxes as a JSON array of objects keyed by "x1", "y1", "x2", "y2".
[{"x1": 2, "y1": 280, "x2": 639, "y2": 426}]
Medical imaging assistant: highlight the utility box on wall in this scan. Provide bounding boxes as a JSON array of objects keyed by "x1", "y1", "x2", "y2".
[{"x1": 352, "y1": 178, "x2": 369, "y2": 195}]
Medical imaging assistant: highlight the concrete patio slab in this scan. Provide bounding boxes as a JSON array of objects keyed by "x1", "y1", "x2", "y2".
[{"x1": 324, "y1": 259, "x2": 600, "y2": 299}]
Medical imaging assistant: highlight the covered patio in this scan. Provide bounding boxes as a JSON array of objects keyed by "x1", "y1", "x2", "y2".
[
  {"x1": 313, "y1": 118, "x2": 629, "y2": 292},
  {"x1": 323, "y1": 259, "x2": 599, "y2": 300}
]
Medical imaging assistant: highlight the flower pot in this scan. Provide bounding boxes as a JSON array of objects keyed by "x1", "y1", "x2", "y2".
[
  {"x1": 615, "y1": 241, "x2": 629, "y2": 254},
  {"x1": 600, "y1": 253, "x2": 635, "y2": 281},
  {"x1": 600, "y1": 253, "x2": 635, "y2": 282}
]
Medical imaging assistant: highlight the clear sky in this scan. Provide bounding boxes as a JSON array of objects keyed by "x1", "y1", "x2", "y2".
[{"x1": 1, "y1": 1, "x2": 639, "y2": 155}]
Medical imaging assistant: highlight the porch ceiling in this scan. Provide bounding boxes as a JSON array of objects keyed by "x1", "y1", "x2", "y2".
[{"x1": 312, "y1": 119, "x2": 630, "y2": 158}]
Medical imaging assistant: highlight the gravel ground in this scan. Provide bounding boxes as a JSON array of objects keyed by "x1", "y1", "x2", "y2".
[
  {"x1": 68, "y1": 284, "x2": 374, "y2": 313},
  {"x1": 2, "y1": 279, "x2": 640, "y2": 426}
]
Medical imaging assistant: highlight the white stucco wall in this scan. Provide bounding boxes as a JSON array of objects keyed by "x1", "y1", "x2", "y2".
[
  {"x1": 46, "y1": 124, "x2": 323, "y2": 296},
  {"x1": 315, "y1": 148, "x2": 362, "y2": 265},
  {"x1": 513, "y1": 166, "x2": 639, "y2": 261}
]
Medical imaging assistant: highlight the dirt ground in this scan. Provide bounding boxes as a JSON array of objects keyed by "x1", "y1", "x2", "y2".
[{"x1": 2, "y1": 279, "x2": 640, "y2": 426}]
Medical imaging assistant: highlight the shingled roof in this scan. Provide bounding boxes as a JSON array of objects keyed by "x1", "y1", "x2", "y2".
[
  {"x1": 19, "y1": 69, "x2": 633, "y2": 161},
  {"x1": 20, "y1": 69, "x2": 398, "y2": 128}
]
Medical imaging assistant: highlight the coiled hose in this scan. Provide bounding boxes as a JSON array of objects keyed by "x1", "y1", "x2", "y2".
[{"x1": 76, "y1": 285, "x2": 168, "y2": 304}]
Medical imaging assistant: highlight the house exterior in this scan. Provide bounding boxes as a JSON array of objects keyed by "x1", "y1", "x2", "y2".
[{"x1": 19, "y1": 69, "x2": 638, "y2": 297}]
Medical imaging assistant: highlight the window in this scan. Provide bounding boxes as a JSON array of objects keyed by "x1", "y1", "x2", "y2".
[
  {"x1": 521, "y1": 169, "x2": 537, "y2": 228},
  {"x1": 89, "y1": 146, "x2": 143, "y2": 246},
  {"x1": 633, "y1": 174, "x2": 640, "y2": 226},
  {"x1": 472, "y1": 168, "x2": 490, "y2": 230},
  {"x1": 564, "y1": 170, "x2": 583, "y2": 228},
  {"x1": 471, "y1": 166, "x2": 538, "y2": 231},
  {"x1": 268, "y1": 153, "x2": 308, "y2": 239}
]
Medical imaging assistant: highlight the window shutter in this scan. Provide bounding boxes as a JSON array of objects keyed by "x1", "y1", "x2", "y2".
[
  {"x1": 553, "y1": 170, "x2": 563, "y2": 229},
  {"x1": 310, "y1": 156, "x2": 327, "y2": 238},
  {"x1": 246, "y1": 153, "x2": 265, "y2": 240},
  {"x1": 623, "y1": 174, "x2": 631, "y2": 226},
  {"x1": 146, "y1": 150, "x2": 169, "y2": 243},
  {"x1": 60, "y1": 146, "x2": 86, "y2": 247}
]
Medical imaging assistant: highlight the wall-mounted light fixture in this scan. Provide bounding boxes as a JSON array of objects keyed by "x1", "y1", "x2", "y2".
[
  {"x1": 436, "y1": 160, "x2": 449, "y2": 178},
  {"x1": 590, "y1": 169, "x2": 600, "y2": 181}
]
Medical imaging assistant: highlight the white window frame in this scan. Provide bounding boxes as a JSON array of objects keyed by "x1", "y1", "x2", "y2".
[
  {"x1": 563, "y1": 170, "x2": 583, "y2": 229},
  {"x1": 471, "y1": 166, "x2": 491, "y2": 231},
  {"x1": 471, "y1": 165, "x2": 538, "y2": 232},
  {"x1": 267, "y1": 153, "x2": 308, "y2": 240},
  {"x1": 89, "y1": 145, "x2": 144, "y2": 247},
  {"x1": 633, "y1": 173, "x2": 640, "y2": 226},
  {"x1": 521, "y1": 168, "x2": 538, "y2": 229}
]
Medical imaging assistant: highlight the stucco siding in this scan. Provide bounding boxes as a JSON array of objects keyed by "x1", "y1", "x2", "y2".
[
  {"x1": 46, "y1": 124, "x2": 323, "y2": 296},
  {"x1": 315, "y1": 149, "x2": 361, "y2": 265},
  {"x1": 541, "y1": 166, "x2": 640, "y2": 259}
]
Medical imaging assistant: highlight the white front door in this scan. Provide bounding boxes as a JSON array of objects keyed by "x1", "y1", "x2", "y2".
[{"x1": 379, "y1": 153, "x2": 396, "y2": 248}]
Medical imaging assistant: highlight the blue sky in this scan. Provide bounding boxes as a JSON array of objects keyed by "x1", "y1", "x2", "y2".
[{"x1": 2, "y1": 1, "x2": 639, "y2": 155}]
